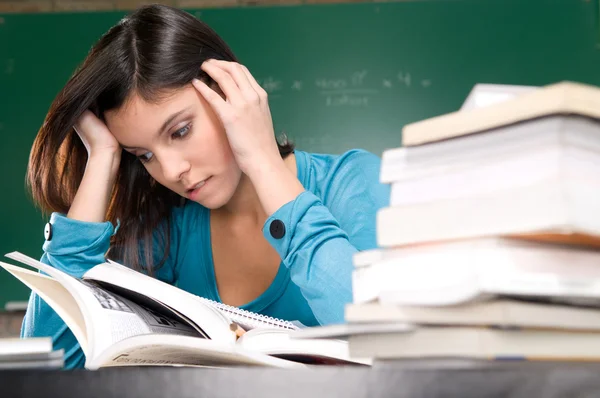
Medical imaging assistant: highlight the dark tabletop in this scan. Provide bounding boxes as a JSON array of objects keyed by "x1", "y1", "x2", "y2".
[{"x1": 3, "y1": 360, "x2": 600, "y2": 398}]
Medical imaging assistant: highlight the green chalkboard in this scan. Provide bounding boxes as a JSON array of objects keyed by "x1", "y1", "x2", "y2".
[{"x1": 1, "y1": 0, "x2": 599, "y2": 308}]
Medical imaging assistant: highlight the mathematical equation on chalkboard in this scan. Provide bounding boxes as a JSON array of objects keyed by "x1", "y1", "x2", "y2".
[{"x1": 256, "y1": 70, "x2": 432, "y2": 107}]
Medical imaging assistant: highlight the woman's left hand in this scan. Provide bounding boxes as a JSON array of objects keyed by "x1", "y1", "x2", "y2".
[{"x1": 193, "y1": 60, "x2": 282, "y2": 177}]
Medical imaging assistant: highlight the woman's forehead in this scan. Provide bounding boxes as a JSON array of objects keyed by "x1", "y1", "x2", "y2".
[
  {"x1": 106, "y1": 86, "x2": 197, "y2": 124},
  {"x1": 104, "y1": 86, "x2": 200, "y2": 143}
]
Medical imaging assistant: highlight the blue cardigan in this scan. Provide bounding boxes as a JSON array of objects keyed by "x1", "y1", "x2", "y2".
[{"x1": 21, "y1": 149, "x2": 390, "y2": 368}]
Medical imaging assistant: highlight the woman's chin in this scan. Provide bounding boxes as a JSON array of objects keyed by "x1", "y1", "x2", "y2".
[{"x1": 193, "y1": 189, "x2": 233, "y2": 210}]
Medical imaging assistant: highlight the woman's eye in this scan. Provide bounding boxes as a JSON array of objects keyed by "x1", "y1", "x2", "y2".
[
  {"x1": 172, "y1": 124, "x2": 191, "y2": 139},
  {"x1": 138, "y1": 152, "x2": 154, "y2": 163}
]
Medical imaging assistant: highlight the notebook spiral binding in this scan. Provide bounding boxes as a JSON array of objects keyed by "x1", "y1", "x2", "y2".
[{"x1": 199, "y1": 297, "x2": 299, "y2": 330}]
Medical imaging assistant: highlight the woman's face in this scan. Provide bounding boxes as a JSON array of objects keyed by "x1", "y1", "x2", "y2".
[{"x1": 105, "y1": 84, "x2": 242, "y2": 209}]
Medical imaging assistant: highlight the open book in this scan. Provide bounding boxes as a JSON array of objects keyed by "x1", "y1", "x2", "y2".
[{"x1": 1, "y1": 252, "x2": 367, "y2": 369}]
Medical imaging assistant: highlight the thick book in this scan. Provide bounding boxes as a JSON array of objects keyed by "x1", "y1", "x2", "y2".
[
  {"x1": 0, "y1": 337, "x2": 64, "y2": 370},
  {"x1": 381, "y1": 115, "x2": 600, "y2": 185},
  {"x1": 387, "y1": 144, "x2": 598, "y2": 208},
  {"x1": 0, "y1": 252, "x2": 367, "y2": 369},
  {"x1": 0, "y1": 337, "x2": 52, "y2": 357},
  {"x1": 401, "y1": 81, "x2": 600, "y2": 146},
  {"x1": 351, "y1": 238, "x2": 600, "y2": 306},
  {"x1": 347, "y1": 326, "x2": 600, "y2": 360},
  {"x1": 376, "y1": 170, "x2": 599, "y2": 248},
  {"x1": 344, "y1": 299, "x2": 600, "y2": 331}
]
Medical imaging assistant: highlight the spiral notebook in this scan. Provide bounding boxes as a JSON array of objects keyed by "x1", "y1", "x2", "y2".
[{"x1": 197, "y1": 296, "x2": 300, "y2": 331}]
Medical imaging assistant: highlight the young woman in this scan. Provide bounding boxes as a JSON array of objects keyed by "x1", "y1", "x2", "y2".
[{"x1": 23, "y1": 4, "x2": 389, "y2": 368}]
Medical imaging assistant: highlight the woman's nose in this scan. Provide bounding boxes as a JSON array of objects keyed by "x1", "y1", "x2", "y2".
[{"x1": 161, "y1": 154, "x2": 190, "y2": 182}]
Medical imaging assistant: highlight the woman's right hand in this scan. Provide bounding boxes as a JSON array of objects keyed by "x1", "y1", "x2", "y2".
[
  {"x1": 74, "y1": 110, "x2": 121, "y2": 157},
  {"x1": 67, "y1": 110, "x2": 122, "y2": 223}
]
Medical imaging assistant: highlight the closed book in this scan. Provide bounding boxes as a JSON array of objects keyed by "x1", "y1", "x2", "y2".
[
  {"x1": 402, "y1": 81, "x2": 600, "y2": 146},
  {"x1": 376, "y1": 175, "x2": 599, "y2": 248},
  {"x1": 345, "y1": 299, "x2": 600, "y2": 331},
  {"x1": 352, "y1": 238, "x2": 600, "y2": 306},
  {"x1": 349, "y1": 326, "x2": 600, "y2": 360}
]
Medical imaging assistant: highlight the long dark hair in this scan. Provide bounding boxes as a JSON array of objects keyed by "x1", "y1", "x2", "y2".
[{"x1": 28, "y1": 4, "x2": 294, "y2": 274}]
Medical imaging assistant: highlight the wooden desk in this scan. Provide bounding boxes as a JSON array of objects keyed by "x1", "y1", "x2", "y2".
[{"x1": 2, "y1": 361, "x2": 600, "y2": 398}]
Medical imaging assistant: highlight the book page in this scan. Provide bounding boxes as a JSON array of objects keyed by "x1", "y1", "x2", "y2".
[
  {"x1": 3, "y1": 252, "x2": 201, "y2": 362},
  {"x1": 83, "y1": 261, "x2": 236, "y2": 344},
  {"x1": 5, "y1": 252, "x2": 130, "y2": 359},
  {"x1": 80, "y1": 280, "x2": 199, "y2": 343},
  {"x1": 90, "y1": 280, "x2": 209, "y2": 337},
  {"x1": 89, "y1": 334, "x2": 305, "y2": 370},
  {"x1": 0, "y1": 261, "x2": 89, "y2": 355},
  {"x1": 237, "y1": 328, "x2": 371, "y2": 365}
]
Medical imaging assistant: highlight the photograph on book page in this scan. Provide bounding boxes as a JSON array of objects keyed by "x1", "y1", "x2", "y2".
[
  {"x1": 80, "y1": 280, "x2": 199, "y2": 356},
  {"x1": 90, "y1": 279, "x2": 210, "y2": 338}
]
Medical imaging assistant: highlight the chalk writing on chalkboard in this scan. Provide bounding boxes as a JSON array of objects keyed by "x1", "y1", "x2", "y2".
[{"x1": 255, "y1": 69, "x2": 432, "y2": 107}]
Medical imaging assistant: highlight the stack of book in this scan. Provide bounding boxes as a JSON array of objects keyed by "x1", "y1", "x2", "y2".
[
  {"x1": 0, "y1": 337, "x2": 64, "y2": 369},
  {"x1": 344, "y1": 81, "x2": 600, "y2": 361}
]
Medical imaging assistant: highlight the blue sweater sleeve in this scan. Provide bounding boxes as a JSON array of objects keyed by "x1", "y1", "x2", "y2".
[
  {"x1": 262, "y1": 150, "x2": 389, "y2": 325},
  {"x1": 21, "y1": 212, "x2": 179, "y2": 369}
]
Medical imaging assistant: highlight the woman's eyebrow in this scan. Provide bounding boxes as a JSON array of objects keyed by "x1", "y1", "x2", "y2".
[
  {"x1": 156, "y1": 107, "x2": 192, "y2": 137},
  {"x1": 121, "y1": 107, "x2": 192, "y2": 150}
]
